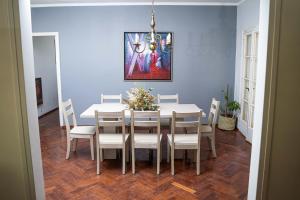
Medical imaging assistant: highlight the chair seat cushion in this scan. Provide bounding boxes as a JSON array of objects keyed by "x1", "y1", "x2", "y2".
[
  {"x1": 134, "y1": 133, "x2": 162, "y2": 145},
  {"x1": 70, "y1": 126, "x2": 96, "y2": 135},
  {"x1": 167, "y1": 134, "x2": 199, "y2": 146},
  {"x1": 99, "y1": 134, "x2": 129, "y2": 146}
]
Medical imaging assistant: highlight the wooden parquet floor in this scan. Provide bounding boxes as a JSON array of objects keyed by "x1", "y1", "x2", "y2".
[{"x1": 39, "y1": 110, "x2": 251, "y2": 200}]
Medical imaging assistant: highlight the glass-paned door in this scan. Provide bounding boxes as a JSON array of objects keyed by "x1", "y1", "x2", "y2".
[{"x1": 241, "y1": 31, "x2": 259, "y2": 129}]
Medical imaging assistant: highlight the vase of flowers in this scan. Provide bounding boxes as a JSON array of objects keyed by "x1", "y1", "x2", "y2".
[{"x1": 126, "y1": 88, "x2": 159, "y2": 111}]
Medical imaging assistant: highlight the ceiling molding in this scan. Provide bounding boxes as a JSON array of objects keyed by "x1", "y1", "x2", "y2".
[
  {"x1": 31, "y1": 1, "x2": 244, "y2": 8},
  {"x1": 237, "y1": 0, "x2": 246, "y2": 6}
]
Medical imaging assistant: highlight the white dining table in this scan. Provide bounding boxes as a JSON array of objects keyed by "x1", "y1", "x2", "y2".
[{"x1": 80, "y1": 103, "x2": 206, "y2": 119}]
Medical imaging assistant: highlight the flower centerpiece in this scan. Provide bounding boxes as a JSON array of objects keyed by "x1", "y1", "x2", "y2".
[{"x1": 126, "y1": 88, "x2": 159, "y2": 111}]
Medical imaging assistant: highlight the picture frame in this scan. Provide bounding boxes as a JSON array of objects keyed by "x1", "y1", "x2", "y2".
[{"x1": 124, "y1": 32, "x2": 173, "y2": 81}]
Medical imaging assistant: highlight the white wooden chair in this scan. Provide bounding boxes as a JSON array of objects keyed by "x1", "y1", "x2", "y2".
[
  {"x1": 157, "y1": 94, "x2": 179, "y2": 127},
  {"x1": 101, "y1": 93, "x2": 127, "y2": 134},
  {"x1": 167, "y1": 111, "x2": 202, "y2": 175},
  {"x1": 62, "y1": 99, "x2": 96, "y2": 160},
  {"x1": 157, "y1": 94, "x2": 179, "y2": 104},
  {"x1": 131, "y1": 110, "x2": 162, "y2": 175},
  {"x1": 95, "y1": 110, "x2": 129, "y2": 175},
  {"x1": 101, "y1": 94, "x2": 122, "y2": 104},
  {"x1": 201, "y1": 98, "x2": 220, "y2": 158}
]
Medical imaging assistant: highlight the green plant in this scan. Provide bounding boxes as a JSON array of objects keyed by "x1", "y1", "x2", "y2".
[
  {"x1": 227, "y1": 101, "x2": 241, "y2": 118},
  {"x1": 222, "y1": 84, "x2": 230, "y2": 116},
  {"x1": 221, "y1": 84, "x2": 241, "y2": 118}
]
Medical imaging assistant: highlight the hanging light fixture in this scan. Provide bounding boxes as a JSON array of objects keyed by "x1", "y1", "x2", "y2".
[
  {"x1": 149, "y1": 1, "x2": 157, "y2": 52},
  {"x1": 148, "y1": 0, "x2": 172, "y2": 52},
  {"x1": 133, "y1": 0, "x2": 172, "y2": 53}
]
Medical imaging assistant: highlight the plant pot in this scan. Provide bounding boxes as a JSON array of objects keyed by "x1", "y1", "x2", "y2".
[{"x1": 218, "y1": 115, "x2": 236, "y2": 131}]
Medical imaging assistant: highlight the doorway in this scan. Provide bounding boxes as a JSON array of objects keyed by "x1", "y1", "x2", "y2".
[
  {"x1": 17, "y1": 1, "x2": 272, "y2": 199},
  {"x1": 32, "y1": 32, "x2": 63, "y2": 126},
  {"x1": 239, "y1": 30, "x2": 259, "y2": 142}
]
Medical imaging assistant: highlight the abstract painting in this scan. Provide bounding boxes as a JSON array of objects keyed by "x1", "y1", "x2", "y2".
[{"x1": 124, "y1": 32, "x2": 172, "y2": 81}]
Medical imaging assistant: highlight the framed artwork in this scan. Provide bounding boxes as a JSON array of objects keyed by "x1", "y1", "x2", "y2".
[
  {"x1": 35, "y1": 77, "x2": 43, "y2": 106},
  {"x1": 124, "y1": 32, "x2": 172, "y2": 81}
]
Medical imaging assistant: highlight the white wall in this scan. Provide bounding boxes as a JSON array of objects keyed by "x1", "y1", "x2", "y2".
[
  {"x1": 248, "y1": 0, "x2": 270, "y2": 198},
  {"x1": 33, "y1": 36, "x2": 58, "y2": 117},
  {"x1": 18, "y1": 0, "x2": 45, "y2": 199},
  {"x1": 234, "y1": 0, "x2": 260, "y2": 141}
]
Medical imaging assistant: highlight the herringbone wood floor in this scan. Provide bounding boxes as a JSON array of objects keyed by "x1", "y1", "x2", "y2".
[{"x1": 39, "y1": 110, "x2": 251, "y2": 200}]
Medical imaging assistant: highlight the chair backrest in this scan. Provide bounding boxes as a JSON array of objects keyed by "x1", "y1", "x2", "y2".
[
  {"x1": 207, "y1": 98, "x2": 220, "y2": 126},
  {"x1": 130, "y1": 110, "x2": 161, "y2": 145},
  {"x1": 101, "y1": 94, "x2": 122, "y2": 103},
  {"x1": 157, "y1": 94, "x2": 179, "y2": 104},
  {"x1": 95, "y1": 110, "x2": 126, "y2": 144},
  {"x1": 171, "y1": 111, "x2": 202, "y2": 145},
  {"x1": 62, "y1": 99, "x2": 77, "y2": 134}
]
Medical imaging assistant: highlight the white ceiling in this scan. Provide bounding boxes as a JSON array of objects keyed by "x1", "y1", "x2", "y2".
[{"x1": 31, "y1": 0, "x2": 244, "y2": 7}]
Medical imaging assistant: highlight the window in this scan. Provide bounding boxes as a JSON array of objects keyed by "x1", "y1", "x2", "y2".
[{"x1": 241, "y1": 31, "x2": 259, "y2": 129}]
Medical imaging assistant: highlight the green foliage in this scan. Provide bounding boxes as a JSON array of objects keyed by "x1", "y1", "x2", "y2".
[
  {"x1": 221, "y1": 84, "x2": 241, "y2": 118},
  {"x1": 227, "y1": 101, "x2": 241, "y2": 112},
  {"x1": 227, "y1": 101, "x2": 241, "y2": 118}
]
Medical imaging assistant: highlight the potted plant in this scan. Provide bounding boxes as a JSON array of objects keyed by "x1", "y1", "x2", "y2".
[
  {"x1": 218, "y1": 85, "x2": 241, "y2": 131},
  {"x1": 126, "y1": 88, "x2": 159, "y2": 111}
]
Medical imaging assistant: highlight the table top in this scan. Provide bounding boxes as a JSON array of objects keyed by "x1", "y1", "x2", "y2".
[{"x1": 80, "y1": 103, "x2": 206, "y2": 118}]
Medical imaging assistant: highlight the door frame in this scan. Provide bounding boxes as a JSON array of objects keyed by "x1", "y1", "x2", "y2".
[
  {"x1": 18, "y1": 0, "x2": 278, "y2": 199},
  {"x1": 247, "y1": 0, "x2": 282, "y2": 199},
  {"x1": 32, "y1": 32, "x2": 63, "y2": 126},
  {"x1": 250, "y1": 0, "x2": 283, "y2": 199},
  {"x1": 238, "y1": 29, "x2": 259, "y2": 143}
]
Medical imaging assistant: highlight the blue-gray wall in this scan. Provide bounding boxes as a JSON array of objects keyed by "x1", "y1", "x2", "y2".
[{"x1": 31, "y1": 6, "x2": 237, "y2": 124}]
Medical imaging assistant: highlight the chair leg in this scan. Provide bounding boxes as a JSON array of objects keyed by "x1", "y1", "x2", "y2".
[
  {"x1": 122, "y1": 147, "x2": 126, "y2": 175},
  {"x1": 211, "y1": 136, "x2": 217, "y2": 158},
  {"x1": 96, "y1": 146, "x2": 100, "y2": 175},
  {"x1": 100, "y1": 148, "x2": 103, "y2": 162},
  {"x1": 125, "y1": 141, "x2": 129, "y2": 163},
  {"x1": 90, "y1": 136, "x2": 94, "y2": 160},
  {"x1": 66, "y1": 138, "x2": 71, "y2": 159},
  {"x1": 157, "y1": 146, "x2": 160, "y2": 175},
  {"x1": 132, "y1": 148, "x2": 135, "y2": 174},
  {"x1": 167, "y1": 143, "x2": 170, "y2": 163},
  {"x1": 207, "y1": 137, "x2": 212, "y2": 151},
  {"x1": 72, "y1": 138, "x2": 78, "y2": 152},
  {"x1": 197, "y1": 148, "x2": 200, "y2": 175},
  {"x1": 171, "y1": 145, "x2": 175, "y2": 176},
  {"x1": 160, "y1": 142, "x2": 163, "y2": 162}
]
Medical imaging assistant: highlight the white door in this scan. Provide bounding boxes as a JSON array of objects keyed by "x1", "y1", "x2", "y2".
[{"x1": 240, "y1": 31, "x2": 259, "y2": 142}]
